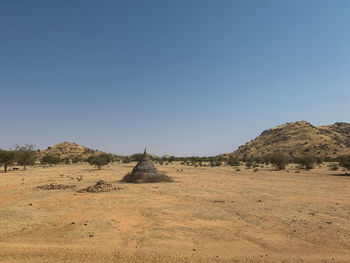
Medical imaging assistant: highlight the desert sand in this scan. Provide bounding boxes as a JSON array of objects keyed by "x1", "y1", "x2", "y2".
[{"x1": 0, "y1": 163, "x2": 349, "y2": 262}]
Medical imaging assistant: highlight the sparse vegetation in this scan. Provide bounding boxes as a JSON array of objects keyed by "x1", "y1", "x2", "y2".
[
  {"x1": 87, "y1": 153, "x2": 113, "y2": 170},
  {"x1": 329, "y1": 163, "x2": 339, "y2": 171},
  {"x1": 338, "y1": 155, "x2": 350, "y2": 171},
  {"x1": 14, "y1": 144, "x2": 37, "y2": 170},
  {"x1": 269, "y1": 152, "x2": 289, "y2": 170},
  {"x1": 294, "y1": 155, "x2": 318, "y2": 170},
  {"x1": 245, "y1": 161, "x2": 251, "y2": 169},
  {"x1": 210, "y1": 160, "x2": 222, "y2": 167},
  {"x1": 231, "y1": 121, "x2": 350, "y2": 160},
  {"x1": 62, "y1": 157, "x2": 71, "y2": 164},
  {"x1": 40, "y1": 155, "x2": 61, "y2": 165},
  {"x1": 227, "y1": 157, "x2": 240, "y2": 166},
  {"x1": 0, "y1": 150, "x2": 16, "y2": 172},
  {"x1": 71, "y1": 156, "x2": 83, "y2": 163}
]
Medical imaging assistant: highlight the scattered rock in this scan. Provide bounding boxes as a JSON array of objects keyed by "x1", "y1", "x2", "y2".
[
  {"x1": 77, "y1": 180, "x2": 122, "y2": 193},
  {"x1": 36, "y1": 183, "x2": 76, "y2": 190},
  {"x1": 76, "y1": 176, "x2": 83, "y2": 181}
]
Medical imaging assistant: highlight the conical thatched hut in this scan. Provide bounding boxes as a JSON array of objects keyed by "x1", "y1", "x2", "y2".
[{"x1": 122, "y1": 149, "x2": 172, "y2": 183}]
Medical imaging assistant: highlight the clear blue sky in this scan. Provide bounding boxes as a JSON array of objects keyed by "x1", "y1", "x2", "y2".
[{"x1": 1, "y1": 0, "x2": 349, "y2": 156}]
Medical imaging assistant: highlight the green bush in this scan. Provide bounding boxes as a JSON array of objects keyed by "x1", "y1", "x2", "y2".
[
  {"x1": 40, "y1": 155, "x2": 61, "y2": 165},
  {"x1": 269, "y1": 153, "x2": 289, "y2": 170},
  {"x1": 0, "y1": 150, "x2": 16, "y2": 172},
  {"x1": 71, "y1": 156, "x2": 82, "y2": 163},
  {"x1": 14, "y1": 145, "x2": 36, "y2": 170},
  {"x1": 294, "y1": 155, "x2": 317, "y2": 170},
  {"x1": 338, "y1": 155, "x2": 350, "y2": 171},
  {"x1": 328, "y1": 163, "x2": 339, "y2": 171},
  {"x1": 227, "y1": 157, "x2": 240, "y2": 166},
  {"x1": 210, "y1": 161, "x2": 221, "y2": 167},
  {"x1": 245, "y1": 160, "x2": 253, "y2": 169},
  {"x1": 87, "y1": 153, "x2": 113, "y2": 170}
]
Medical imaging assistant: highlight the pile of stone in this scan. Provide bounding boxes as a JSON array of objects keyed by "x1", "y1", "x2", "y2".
[
  {"x1": 77, "y1": 180, "x2": 122, "y2": 193},
  {"x1": 36, "y1": 183, "x2": 76, "y2": 190}
]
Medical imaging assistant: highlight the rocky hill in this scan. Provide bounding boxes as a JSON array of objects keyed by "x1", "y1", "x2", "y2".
[
  {"x1": 229, "y1": 121, "x2": 350, "y2": 158},
  {"x1": 37, "y1": 142, "x2": 102, "y2": 160}
]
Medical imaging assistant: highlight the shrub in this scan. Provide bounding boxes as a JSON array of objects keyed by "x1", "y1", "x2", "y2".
[
  {"x1": 269, "y1": 153, "x2": 289, "y2": 170},
  {"x1": 71, "y1": 156, "x2": 82, "y2": 163},
  {"x1": 0, "y1": 150, "x2": 16, "y2": 172},
  {"x1": 210, "y1": 161, "x2": 221, "y2": 167},
  {"x1": 87, "y1": 153, "x2": 113, "y2": 170},
  {"x1": 263, "y1": 156, "x2": 270, "y2": 165},
  {"x1": 168, "y1": 156, "x2": 176, "y2": 163},
  {"x1": 252, "y1": 157, "x2": 263, "y2": 164},
  {"x1": 14, "y1": 145, "x2": 36, "y2": 170},
  {"x1": 328, "y1": 163, "x2": 339, "y2": 171},
  {"x1": 338, "y1": 155, "x2": 350, "y2": 171},
  {"x1": 294, "y1": 155, "x2": 317, "y2": 170},
  {"x1": 227, "y1": 157, "x2": 240, "y2": 166},
  {"x1": 245, "y1": 160, "x2": 252, "y2": 169},
  {"x1": 40, "y1": 155, "x2": 61, "y2": 165},
  {"x1": 324, "y1": 156, "x2": 336, "y2": 162}
]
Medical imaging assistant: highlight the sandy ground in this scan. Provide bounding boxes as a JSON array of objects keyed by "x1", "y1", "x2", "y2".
[{"x1": 0, "y1": 162, "x2": 349, "y2": 262}]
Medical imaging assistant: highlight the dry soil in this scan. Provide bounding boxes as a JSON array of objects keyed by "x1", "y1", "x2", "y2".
[{"x1": 0, "y1": 163, "x2": 349, "y2": 262}]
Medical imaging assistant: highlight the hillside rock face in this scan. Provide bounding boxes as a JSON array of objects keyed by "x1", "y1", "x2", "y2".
[
  {"x1": 38, "y1": 142, "x2": 100, "y2": 159},
  {"x1": 230, "y1": 121, "x2": 350, "y2": 158}
]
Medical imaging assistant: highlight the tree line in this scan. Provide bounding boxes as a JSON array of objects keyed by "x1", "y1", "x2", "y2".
[
  {"x1": 1, "y1": 145, "x2": 350, "y2": 173},
  {"x1": 122, "y1": 152, "x2": 350, "y2": 172},
  {"x1": 0, "y1": 144, "x2": 116, "y2": 172},
  {"x1": 0, "y1": 145, "x2": 36, "y2": 172}
]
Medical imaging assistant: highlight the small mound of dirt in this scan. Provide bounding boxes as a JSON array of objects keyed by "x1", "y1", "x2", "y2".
[
  {"x1": 37, "y1": 183, "x2": 76, "y2": 190},
  {"x1": 77, "y1": 180, "x2": 122, "y2": 193}
]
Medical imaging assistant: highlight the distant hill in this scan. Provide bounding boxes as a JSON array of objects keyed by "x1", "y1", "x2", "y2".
[
  {"x1": 227, "y1": 121, "x2": 350, "y2": 158},
  {"x1": 38, "y1": 142, "x2": 103, "y2": 160}
]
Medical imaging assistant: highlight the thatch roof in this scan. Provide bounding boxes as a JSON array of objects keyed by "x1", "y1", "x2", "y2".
[{"x1": 122, "y1": 149, "x2": 172, "y2": 183}]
